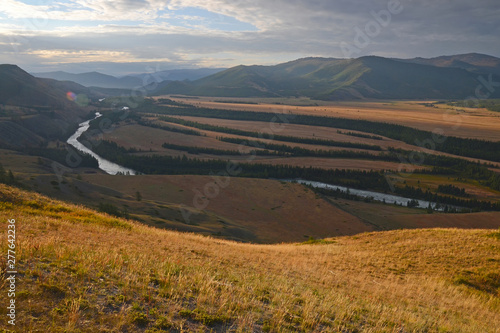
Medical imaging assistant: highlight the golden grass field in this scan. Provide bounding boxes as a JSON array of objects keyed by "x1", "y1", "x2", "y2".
[
  {"x1": 165, "y1": 98, "x2": 500, "y2": 142},
  {"x1": 1, "y1": 184, "x2": 499, "y2": 332}
]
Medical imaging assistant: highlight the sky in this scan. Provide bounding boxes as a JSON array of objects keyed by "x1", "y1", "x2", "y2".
[{"x1": 0, "y1": 0, "x2": 499, "y2": 76}]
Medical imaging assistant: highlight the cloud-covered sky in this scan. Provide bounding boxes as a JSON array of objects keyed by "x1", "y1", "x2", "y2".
[{"x1": 0, "y1": 0, "x2": 499, "y2": 75}]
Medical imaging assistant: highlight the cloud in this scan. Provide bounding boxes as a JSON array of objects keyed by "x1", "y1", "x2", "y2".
[{"x1": 0, "y1": 0, "x2": 498, "y2": 75}]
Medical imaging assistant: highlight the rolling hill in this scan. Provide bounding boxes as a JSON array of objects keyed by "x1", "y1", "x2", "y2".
[
  {"x1": 0, "y1": 183, "x2": 498, "y2": 332},
  {"x1": 153, "y1": 54, "x2": 500, "y2": 100}
]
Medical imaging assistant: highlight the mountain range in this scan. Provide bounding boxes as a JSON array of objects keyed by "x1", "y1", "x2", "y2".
[
  {"x1": 33, "y1": 68, "x2": 226, "y2": 89},
  {"x1": 154, "y1": 53, "x2": 500, "y2": 100},
  {"x1": 2, "y1": 53, "x2": 499, "y2": 114}
]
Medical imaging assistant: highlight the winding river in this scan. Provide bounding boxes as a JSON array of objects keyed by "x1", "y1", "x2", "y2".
[
  {"x1": 67, "y1": 114, "x2": 449, "y2": 210},
  {"x1": 66, "y1": 113, "x2": 136, "y2": 175}
]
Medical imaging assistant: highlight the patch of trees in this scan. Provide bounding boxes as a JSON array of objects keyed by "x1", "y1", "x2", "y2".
[
  {"x1": 139, "y1": 105, "x2": 500, "y2": 162},
  {"x1": 158, "y1": 115, "x2": 383, "y2": 151},
  {"x1": 437, "y1": 184, "x2": 470, "y2": 197}
]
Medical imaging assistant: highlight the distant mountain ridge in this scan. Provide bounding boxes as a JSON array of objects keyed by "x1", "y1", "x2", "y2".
[
  {"x1": 401, "y1": 53, "x2": 500, "y2": 76},
  {"x1": 153, "y1": 53, "x2": 500, "y2": 100},
  {"x1": 33, "y1": 71, "x2": 143, "y2": 89},
  {"x1": 33, "y1": 68, "x2": 226, "y2": 89}
]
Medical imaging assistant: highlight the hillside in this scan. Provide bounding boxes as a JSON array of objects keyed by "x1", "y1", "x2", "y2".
[
  {"x1": 0, "y1": 65, "x2": 94, "y2": 148},
  {"x1": 0, "y1": 183, "x2": 499, "y2": 332},
  {"x1": 153, "y1": 55, "x2": 500, "y2": 100},
  {"x1": 0, "y1": 65, "x2": 91, "y2": 110},
  {"x1": 0, "y1": 65, "x2": 97, "y2": 149}
]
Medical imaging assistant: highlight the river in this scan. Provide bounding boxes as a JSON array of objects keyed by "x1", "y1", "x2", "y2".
[
  {"x1": 66, "y1": 113, "x2": 136, "y2": 175},
  {"x1": 291, "y1": 180, "x2": 448, "y2": 211}
]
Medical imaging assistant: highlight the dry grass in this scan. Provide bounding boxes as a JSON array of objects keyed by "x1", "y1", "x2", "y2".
[
  {"x1": 172, "y1": 98, "x2": 500, "y2": 142},
  {"x1": 1, "y1": 184, "x2": 499, "y2": 332}
]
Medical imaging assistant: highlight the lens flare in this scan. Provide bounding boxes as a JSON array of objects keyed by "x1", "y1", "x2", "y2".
[{"x1": 66, "y1": 91, "x2": 77, "y2": 101}]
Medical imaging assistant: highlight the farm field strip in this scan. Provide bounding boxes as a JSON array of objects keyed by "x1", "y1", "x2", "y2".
[{"x1": 168, "y1": 98, "x2": 500, "y2": 141}]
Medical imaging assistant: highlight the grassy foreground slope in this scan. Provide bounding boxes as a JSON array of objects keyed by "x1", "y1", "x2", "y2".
[{"x1": 0, "y1": 184, "x2": 499, "y2": 332}]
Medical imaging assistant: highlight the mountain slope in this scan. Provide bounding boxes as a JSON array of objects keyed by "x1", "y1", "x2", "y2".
[
  {"x1": 0, "y1": 183, "x2": 498, "y2": 332},
  {"x1": 0, "y1": 65, "x2": 90, "y2": 109},
  {"x1": 153, "y1": 55, "x2": 500, "y2": 100},
  {"x1": 0, "y1": 65, "x2": 92, "y2": 147}
]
